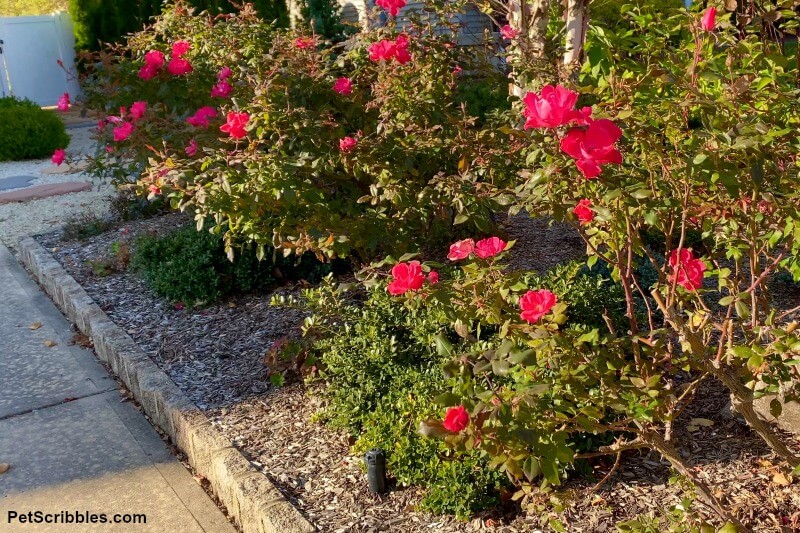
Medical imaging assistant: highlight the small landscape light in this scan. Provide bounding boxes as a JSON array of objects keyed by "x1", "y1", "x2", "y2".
[{"x1": 364, "y1": 448, "x2": 387, "y2": 494}]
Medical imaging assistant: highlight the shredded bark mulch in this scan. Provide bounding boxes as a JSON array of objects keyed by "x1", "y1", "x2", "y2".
[{"x1": 35, "y1": 214, "x2": 800, "y2": 532}]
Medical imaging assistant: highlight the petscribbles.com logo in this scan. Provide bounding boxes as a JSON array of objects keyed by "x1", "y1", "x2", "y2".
[{"x1": 7, "y1": 510, "x2": 146, "y2": 525}]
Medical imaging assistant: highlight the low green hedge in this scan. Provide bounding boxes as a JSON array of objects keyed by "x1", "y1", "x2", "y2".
[
  {"x1": 131, "y1": 225, "x2": 340, "y2": 305},
  {"x1": 0, "y1": 97, "x2": 70, "y2": 162},
  {"x1": 294, "y1": 259, "x2": 630, "y2": 517}
]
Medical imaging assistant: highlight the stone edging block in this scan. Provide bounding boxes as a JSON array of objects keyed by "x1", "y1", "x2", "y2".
[{"x1": 17, "y1": 237, "x2": 315, "y2": 533}]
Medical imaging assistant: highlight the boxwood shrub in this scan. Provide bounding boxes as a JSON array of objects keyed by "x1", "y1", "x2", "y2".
[
  {"x1": 131, "y1": 225, "x2": 340, "y2": 305},
  {"x1": 292, "y1": 259, "x2": 629, "y2": 517},
  {"x1": 0, "y1": 97, "x2": 70, "y2": 162}
]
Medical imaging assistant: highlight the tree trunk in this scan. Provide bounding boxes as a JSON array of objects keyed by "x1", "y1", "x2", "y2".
[
  {"x1": 563, "y1": 0, "x2": 587, "y2": 65},
  {"x1": 507, "y1": 0, "x2": 551, "y2": 99}
]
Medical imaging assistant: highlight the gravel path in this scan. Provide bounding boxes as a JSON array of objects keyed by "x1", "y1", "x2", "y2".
[{"x1": 0, "y1": 125, "x2": 115, "y2": 248}]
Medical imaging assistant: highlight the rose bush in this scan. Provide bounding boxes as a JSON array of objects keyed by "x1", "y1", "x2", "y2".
[
  {"x1": 350, "y1": 5, "x2": 800, "y2": 527},
  {"x1": 276, "y1": 257, "x2": 629, "y2": 516},
  {"x1": 82, "y1": 1, "x2": 518, "y2": 262}
]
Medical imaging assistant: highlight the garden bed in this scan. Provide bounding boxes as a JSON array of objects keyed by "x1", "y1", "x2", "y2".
[{"x1": 33, "y1": 213, "x2": 800, "y2": 531}]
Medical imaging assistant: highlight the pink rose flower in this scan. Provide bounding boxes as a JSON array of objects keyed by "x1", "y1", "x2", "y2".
[
  {"x1": 376, "y1": 0, "x2": 406, "y2": 17},
  {"x1": 211, "y1": 80, "x2": 233, "y2": 98},
  {"x1": 130, "y1": 101, "x2": 147, "y2": 121},
  {"x1": 387, "y1": 261, "x2": 426, "y2": 295},
  {"x1": 701, "y1": 7, "x2": 716, "y2": 32},
  {"x1": 339, "y1": 136, "x2": 357, "y2": 153},
  {"x1": 148, "y1": 184, "x2": 161, "y2": 196},
  {"x1": 333, "y1": 77, "x2": 353, "y2": 95},
  {"x1": 97, "y1": 119, "x2": 106, "y2": 131},
  {"x1": 573, "y1": 199, "x2": 594, "y2": 224},
  {"x1": 668, "y1": 249, "x2": 707, "y2": 291},
  {"x1": 220, "y1": 112, "x2": 250, "y2": 139},
  {"x1": 452, "y1": 65, "x2": 463, "y2": 75},
  {"x1": 171, "y1": 40, "x2": 191, "y2": 57},
  {"x1": 519, "y1": 289, "x2": 558, "y2": 324},
  {"x1": 51, "y1": 148, "x2": 65, "y2": 166},
  {"x1": 186, "y1": 106, "x2": 218, "y2": 128},
  {"x1": 443, "y1": 405, "x2": 469, "y2": 432},
  {"x1": 500, "y1": 24, "x2": 520, "y2": 40},
  {"x1": 369, "y1": 35, "x2": 411, "y2": 64},
  {"x1": 523, "y1": 85, "x2": 589, "y2": 129},
  {"x1": 560, "y1": 119, "x2": 623, "y2": 178},
  {"x1": 113, "y1": 122, "x2": 134, "y2": 142},
  {"x1": 447, "y1": 238, "x2": 475, "y2": 261},
  {"x1": 217, "y1": 66, "x2": 233, "y2": 80},
  {"x1": 167, "y1": 57, "x2": 193, "y2": 76},
  {"x1": 144, "y1": 50, "x2": 165, "y2": 69},
  {"x1": 294, "y1": 36, "x2": 316, "y2": 49},
  {"x1": 57, "y1": 92, "x2": 70, "y2": 112},
  {"x1": 427, "y1": 271, "x2": 439, "y2": 285},
  {"x1": 474, "y1": 237, "x2": 507, "y2": 259},
  {"x1": 394, "y1": 34, "x2": 411, "y2": 65},
  {"x1": 185, "y1": 139, "x2": 198, "y2": 157},
  {"x1": 369, "y1": 40, "x2": 396, "y2": 62},
  {"x1": 138, "y1": 64, "x2": 159, "y2": 80}
]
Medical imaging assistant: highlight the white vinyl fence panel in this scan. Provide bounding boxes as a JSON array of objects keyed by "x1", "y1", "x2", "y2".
[{"x1": 0, "y1": 12, "x2": 80, "y2": 106}]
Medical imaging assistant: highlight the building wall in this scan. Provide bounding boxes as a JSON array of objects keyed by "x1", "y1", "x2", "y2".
[{"x1": 338, "y1": 0, "x2": 494, "y2": 44}]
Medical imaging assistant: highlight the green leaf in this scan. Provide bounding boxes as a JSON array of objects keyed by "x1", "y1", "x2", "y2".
[
  {"x1": 434, "y1": 333, "x2": 454, "y2": 357},
  {"x1": 433, "y1": 392, "x2": 460, "y2": 407},
  {"x1": 539, "y1": 451, "x2": 561, "y2": 485},
  {"x1": 522, "y1": 456, "x2": 540, "y2": 481},
  {"x1": 508, "y1": 349, "x2": 536, "y2": 365},
  {"x1": 730, "y1": 346, "x2": 756, "y2": 359},
  {"x1": 746, "y1": 352, "x2": 763, "y2": 372},
  {"x1": 513, "y1": 428, "x2": 539, "y2": 446},
  {"x1": 491, "y1": 359, "x2": 510, "y2": 376},
  {"x1": 770, "y1": 398, "x2": 782, "y2": 418}
]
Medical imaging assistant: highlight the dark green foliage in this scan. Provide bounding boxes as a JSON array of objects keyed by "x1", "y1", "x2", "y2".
[
  {"x1": 303, "y1": 0, "x2": 351, "y2": 41},
  {"x1": 519, "y1": 260, "x2": 628, "y2": 332},
  {"x1": 0, "y1": 96, "x2": 40, "y2": 110},
  {"x1": 640, "y1": 226, "x2": 709, "y2": 257},
  {"x1": 131, "y1": 225, "x2": 334, "y2": 305},
  {"x1": 70, "y1": 0, "x2": 289, "y2": 50},
  {"x1": 454, "y1": 76, "x2": 511, "y2": 125},
  {"x1": 306, "y1": 285, "x2": 505, "y2": 517},
  {"x1": 109, "y1": 192, "x2": 169, "y2": 222},
  {"x1": 590, "y1": 0, "x2": 684, "y2": 30},
  {"x1": 0, "y1": 100, "x2": 70, "y2": 162}
]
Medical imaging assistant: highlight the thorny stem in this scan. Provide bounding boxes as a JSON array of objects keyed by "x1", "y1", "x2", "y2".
[
  {"x1": 588, "y1": 451, "x2": 622, "y2": 494},
  {"x1": 652, "y1": 290, "x2": 800, "y2": 468},
  {"x1": 621, "y1": 218, "x2": 644, "y2": 373},
  {"x1": 639, "y1": 427, "x2": 746, "y2": 530}
]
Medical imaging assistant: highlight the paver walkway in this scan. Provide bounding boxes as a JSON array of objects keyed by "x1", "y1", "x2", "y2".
[{"x1": 0, "y1": 244, "x2": 235, "y2": 532}]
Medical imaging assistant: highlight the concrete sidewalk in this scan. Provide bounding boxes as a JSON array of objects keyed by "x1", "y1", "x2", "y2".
[{"x1": 0, "y1": 244, "x2": 235, "y2": 532}]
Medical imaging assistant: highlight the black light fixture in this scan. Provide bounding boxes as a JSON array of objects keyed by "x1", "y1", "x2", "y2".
[{"x1": 365, "y1": 448, "x2": 388, "y2": 493}]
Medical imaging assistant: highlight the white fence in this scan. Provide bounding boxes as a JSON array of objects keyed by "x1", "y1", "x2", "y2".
[{"x1": 0, "y1": 12, "x2": 80, "y2": 107}]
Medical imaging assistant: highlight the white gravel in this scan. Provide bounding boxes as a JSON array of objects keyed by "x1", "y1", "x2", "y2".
[{"x1": 0, "y1": 125, "x2": 117, "y2": 248}]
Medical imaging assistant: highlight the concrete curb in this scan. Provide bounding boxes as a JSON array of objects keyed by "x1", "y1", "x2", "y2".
[{"x1": 17, "y1": 237, "x2": 315, "y2": 533}]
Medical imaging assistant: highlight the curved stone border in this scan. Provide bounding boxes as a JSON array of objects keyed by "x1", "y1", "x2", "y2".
[{"x1": 17, "y1": 237, "x2": 315, "y2": 533}]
